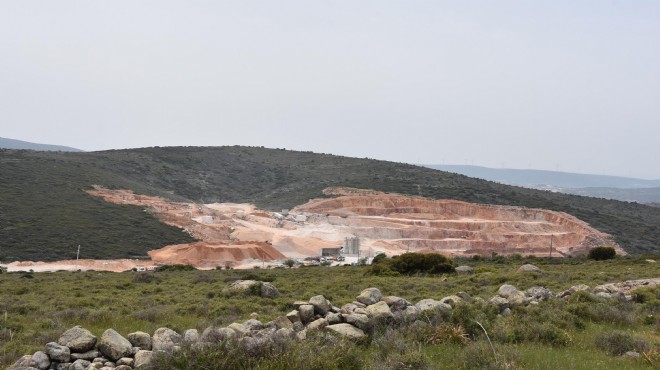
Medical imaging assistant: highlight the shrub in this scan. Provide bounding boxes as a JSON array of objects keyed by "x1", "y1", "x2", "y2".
[
  {"x1": 371, "y1": 253, "x2": 387, "y2": 265},
  {"x1": 283, "y1": 259, "x2": 295, "y2": 268},
  {"x1": 425, "y1": 324, "x2": 469, "y2": 345},
  {"x1": 155, "y1": 264, "x2": 197, "y2": 272},
  {"x1": 364, "y1": 263, "x2": 400, "y2": 277},
  {"x1": 594, "y1": 331, "x2": 651, "y2": 356},
  {"x1": 588, "y1": 246, "x2": 616, "y2": 261},
  {"x1": 460, "y1": 341, "x2": 521, "y2": 370},
  {"x1": 132, "y1": 272, "x2": 159, "y2": 284},
  {"x1": 365, "y1": 253, "x2": 454, "y2": 276},
  {"x1": 370, "y1": 327, "x2": 431, "y2": 370},
  {"x1": 390, "y1": 253, "x2": 454, "y2": 275}
]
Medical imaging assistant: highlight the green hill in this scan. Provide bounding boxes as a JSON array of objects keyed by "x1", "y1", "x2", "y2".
[{"x1": 1, "y1": 146, "x2": 658, "y2": 261}]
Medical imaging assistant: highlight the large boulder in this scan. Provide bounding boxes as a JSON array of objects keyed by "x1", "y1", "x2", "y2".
[
  {"x1": 201, "y1": 327, "x2": 236, "y2": 343},
  {"x1": 134, "y1": 350, "x2": 153, "y2": 368},
  {"x1": 402, "y1": 306, "x2": 421, "y2": 323},
  {"x1": 152, "y1": 328, "x2": 182, "y2": 352},
  {"x1": 8, "y1": 355, "x2": 35, "y2": 370},
  {"x1": 356, "y1": 288, "x2": 382, "y2": 306},
  {"x1": 98, "y1": 329, "x2": 133, "y2": 361},
  {"x1": 227, "y1": 323, "x2": 249, "y2": 336},
  {"x1": 325, "y1": 324, "x2": 366, "y2": 339},
  {"x1": 381, "y1": 296, "x2": 408, "y2": 311},
  {"x1": 497, "y1": 284, "x2": 519, "y2": 298},
  {"x1": 439, "y1": 295, "x2": 463, "y2": 307},
  {"x1": 242, "y1": 319, "x2": 264, "y2": 331},
  {"x1": 365, "y1": 301, "x2": 393, "y2": 323},
  {"x1": 127, "y1": 331, "x2": 152, "y2": 350},
  {"x1": 517, "y1": 264, "x2": 542, "y2": 273},
  {"x1": 415, "y1": 299, "x2": 452, "y2": 317},
  {"x1": 306, "y1": 318, "x2": 328, "y2": 331},
  {"x1": 223, "y1": 280, "x2": 280, "y2": 298},
  {"x1": 489, "y1": 296, "x2": 510, "y2": 310},
  {"x1": 183, "y1": 329, "x2": 200, "y2": 343},
  {"x1": 70, "y1": 349, "x2": 100, "y2": 361},
  {"x1": 326, "y1": 312, "x2": 342, "y2": 325},
  {"x1": 30, "y1": 351, "x2": 50, "y2": 370},
  {"x1": 286, "y1": 310, "x2": 301, "y2": 324},
  {"x1": 526, "y1": 287, "x2": 553, "y2": 302},
  {"x1": 45, "y1": 342, "x2": 71, "y2": 362},
  {"x1": 117, "y1": 357, "x2": 134, "y2": 367},
  {"x1": 274, "y1": 316, "x2": 294, "y2": 329},
  {"x1": 455, "y1": 265, "x2": 475, "y2": 275},
  {"x1": 309, "y1": 295, "x2": 332, "y2": 315},
  {"x1": 559, "y1": 284, "x2": 591, "y2": 298},
  {"x1": 70, "y1": 359, "x2": 90, "y2": 370},
  {"x1": 58, "y1": 326, "x2": 97, "y2": 353},
  {"x1": 298, "y1": 304, "x2": 315, "y2": 324},
  {"x1": 344, "y1": 313, "x2": 371, "y2": 331}
]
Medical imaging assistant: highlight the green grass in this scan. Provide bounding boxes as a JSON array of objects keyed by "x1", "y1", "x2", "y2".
[
  {"x1": 1, "y1": 256, "x2": 658, "y2": 368},
  {"x1": 2, "y1": 146, "x2": 660, "y2": 261}
]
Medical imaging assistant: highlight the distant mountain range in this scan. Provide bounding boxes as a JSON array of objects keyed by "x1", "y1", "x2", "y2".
[
  {"x1": 424, "y1": 165, "x2": 660, "y2": 204},
  {"x1": 0, "y1": 137, "x2": 82, "y2": 152}
]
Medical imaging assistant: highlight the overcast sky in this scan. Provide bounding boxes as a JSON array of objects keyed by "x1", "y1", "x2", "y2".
[{"x1": 1, "y1": 1, "x2": 658, "y2": 179}]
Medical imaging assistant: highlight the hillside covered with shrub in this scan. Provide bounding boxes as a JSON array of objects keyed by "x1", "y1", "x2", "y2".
[{"x1": 1, "y1": 146, "x2": 659, "y2": 261}]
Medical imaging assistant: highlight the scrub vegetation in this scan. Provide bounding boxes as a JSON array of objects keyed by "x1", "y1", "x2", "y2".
[{"x1": 1, "y1": 255, "x2": 658, "y2": 369}]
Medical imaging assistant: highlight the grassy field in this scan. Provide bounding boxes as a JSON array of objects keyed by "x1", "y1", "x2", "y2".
[
  {"x1": 2, "y1": 146, "x2": 660, "y2": 261},
  {"x1": 1, "y1": 256, "x2": 658, "y2": 369}
]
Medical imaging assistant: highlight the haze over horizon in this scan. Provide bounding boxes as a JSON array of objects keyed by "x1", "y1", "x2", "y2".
[{"x1": 1, "y1": 1, "x2": 658, "y2": 179}]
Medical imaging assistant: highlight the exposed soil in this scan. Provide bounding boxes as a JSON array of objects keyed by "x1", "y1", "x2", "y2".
[{"x1": 6, "y1": 186, "x2": 620, "y2": 272}]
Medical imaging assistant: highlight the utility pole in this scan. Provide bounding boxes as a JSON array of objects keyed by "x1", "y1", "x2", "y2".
[{"x1": 549, "y1": 235, "x2": 553, "y2": 257}]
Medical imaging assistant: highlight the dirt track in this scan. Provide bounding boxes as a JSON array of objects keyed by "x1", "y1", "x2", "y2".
[{"x1": 6, "y1": 186, "x2": 621, "y2": 272}]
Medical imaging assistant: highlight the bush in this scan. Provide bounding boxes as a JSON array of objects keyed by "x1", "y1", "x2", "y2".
[
  {"x1": 460, "y1": 341, "x2": 521, "y2": 370},
  {"x1": 283, "y1": 259, "x2": 295, "y2": 268},
  {"x1": 390, "y1": 253, "x2": 454, "y2": 275},
  {"x1": 132, "y1": 272, "x2": 159, "y2": 283},
  {"x1": 371, "y1": 253, "x2": 387, "y2": 265},
  {"x1": 366, "y1": 253, "x2": 454, "y2": 276},
  {"x1": 594, "y1": 331, "x2": 651, "y2": 356},
  {"x1": 155, "y1": 264, "x2": 197, "y2": 272},
  {"x1": 588, "y1": 246, "x2": 616, "y2": 261}
]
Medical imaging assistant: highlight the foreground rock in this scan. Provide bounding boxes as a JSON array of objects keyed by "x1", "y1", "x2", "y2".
[
  {"x1": 222, "y1": 280, "x2": 280, "y2": 298},
  {"x1": 58, "y1": 326, "x2": 97, "y2": 353},
  {"x1": 325, "y1": 324, "x2": 366, "y2": 339},
  {"x1": 98, "y1": 329, "x2": 133, "y2": 362},
  {"x1": 517, "y1": 264, "x2": 542, "y2": 273}
]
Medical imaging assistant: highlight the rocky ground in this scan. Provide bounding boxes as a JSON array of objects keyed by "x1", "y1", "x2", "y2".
[{"x1": 8, "y1": 272, "x2": 658, "y2": 370}]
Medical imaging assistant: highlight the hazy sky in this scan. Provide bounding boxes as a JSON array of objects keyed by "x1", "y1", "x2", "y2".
[{"x1": 1, "y1": 1, "x2": 658, "y2": 179}]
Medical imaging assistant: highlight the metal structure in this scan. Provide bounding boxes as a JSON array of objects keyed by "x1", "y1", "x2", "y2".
[{"x1": 343, "y1": 236, "x2": 360, "y2": 255}]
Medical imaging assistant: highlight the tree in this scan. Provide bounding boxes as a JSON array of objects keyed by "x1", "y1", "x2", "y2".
[
  {"x1": 588, "y1": 246, "x2": 616, "y2": 261},
  {"x1": 283, "y1": 259, "x2": 296, "y2": 268}
]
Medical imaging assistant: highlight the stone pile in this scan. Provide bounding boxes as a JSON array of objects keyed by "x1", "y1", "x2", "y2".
[
  {"x1": 486, "y1": 278, "x2": 660, "y2": 315},
  {"x1": 9, "y1": 275, "x2": 658, "y2": 370}
]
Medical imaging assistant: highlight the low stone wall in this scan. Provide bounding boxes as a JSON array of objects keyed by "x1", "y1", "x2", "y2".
[{"x1": 9, "y1": 275, "x2": 659, "y2": 370}]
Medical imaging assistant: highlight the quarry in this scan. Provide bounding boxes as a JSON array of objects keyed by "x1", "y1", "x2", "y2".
[{"x1": 2, "y1": 186, "x2": 621, "y2": 272}]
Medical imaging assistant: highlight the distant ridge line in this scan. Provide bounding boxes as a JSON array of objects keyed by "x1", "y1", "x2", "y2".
[
  {"x1": 423, "y1": 164, "x2": 660, "y2": 189},
  {"x1": 0, "y1": 137, "x2": 83, "y2": 152}
]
